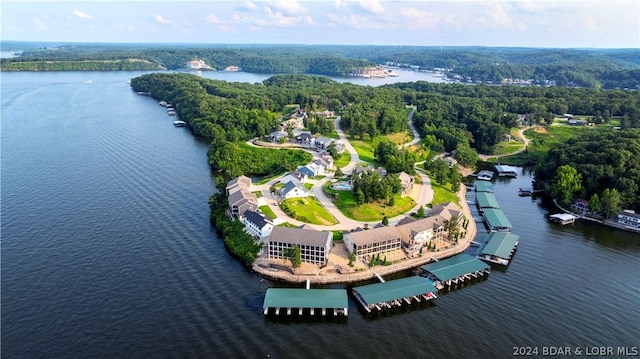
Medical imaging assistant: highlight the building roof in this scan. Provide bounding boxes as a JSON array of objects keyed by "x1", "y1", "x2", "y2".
[
  {"x1": 477, "y1": 232, "x2": 520, "y2": 259},
  {"x1": 429, "y1": 202, "x2": 462, "y2": 221},
  {"x1": 482, "y1": 208, "x2": 513, "y2": 230},
  {"x1": 421, "y1": 253, "x2": 490, "y2": 281},
  {"x1": 297, "y1": 166, "x2": 315, "y2": 177},
  {"x1": 244, "y1": 210, "x2": 273, "y2": 229},
  {"x1": 228, "y1": 188, "x2": 258, "y2": 207},
  {"x1": 263, "y1": 288, "x2": 348, "y2": 309},
  {"x1": 353, "y1": 276, "x2": 437, "y2": 305},
  {"x1": 226, "y1": 176, "x2": 252, "y2": 192},
  {"x1": 495, "y1": 164, "x2": 519, "y2": 174},
  {"x1": 398, "y1": 172, "x2": 413, "y2": 187},
  {"x1": 280, "y1": 181, "x2": 299, "y2": 197},
  {"x1": 297, "y1": 132, "x2": 313, "y2": 140},
  {"x1": 474, "y1": 181, "x2": 494, "y2": 193},
  {"x1": 476, "y1": 192, "x2": 501, "y2": 209},
  {"x1": 396, "y1": 217, "x2": 442, "y2": 240},
  {"x1": 315, "y1": 137, "x2": 333, "y2": 146},
  {"x1": 268, "y1": 226, "x2": 331, "y2": 247},
  {"x1": 618, "y1": 210, "x2": 640, "y2": 219},
  {"x1": 346, "y1": 226, "x2": 401, "y2": 247}
]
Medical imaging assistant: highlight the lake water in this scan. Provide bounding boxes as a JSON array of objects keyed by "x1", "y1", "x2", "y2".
[{"x1": 2, "y1": 71, "x2": 638, "y2": 359}]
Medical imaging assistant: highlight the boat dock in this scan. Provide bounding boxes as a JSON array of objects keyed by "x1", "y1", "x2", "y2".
[
  {"x1": 476, "y1": 170, "x2": 495, "y2": 181},
  {"x1": 173, "y1": 120, "x2": 187, "y2": 127},
  {"x1": 352, "y1": 276, "x2": 438, "y2": 313},
  {"x1": 262, "y1": 288, "x2": 348, "y2": 316},
  {"x1": 482, "y1": 208, "x2": 513, "y2": 232},
  {"x1": 420, "y1": 253, "x2": 490, "y2": 290},
  {"x1": 518, "y1": 187, "x2": 534, "y2": 196},
  {"x1": 549, "y1": 213, "x2": 578, "y2": 225},
  {"x1": 476, "y1": 232, "x2": 520, "y2": 266},
  {"x1": 474, "y1": 181, "x2": 494, "y2": 193},
  {"x1": 476, "y1": 192, "x2": 501, "y2": 210},
  {"x1": 495, "y1": 164, "x2": 519, "y2": 177}
]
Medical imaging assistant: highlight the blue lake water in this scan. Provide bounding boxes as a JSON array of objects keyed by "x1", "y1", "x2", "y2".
[{"x1": 1, "y1": 71, "x2": 638, "y2": 358}]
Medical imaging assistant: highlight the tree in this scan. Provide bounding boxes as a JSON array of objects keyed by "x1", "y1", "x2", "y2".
[
  {"x1": 348, "y1": 252, "x2": 356, "y2": 267},
  {"x1": 444, "y1": 215, "x2": 462, "y2": 241},
  {"x1": 600, "y1": 188, "x2": 622, "y2": 219},
  {"x1": 550, "y1": 165, "x2": 582, "y2": 206},
  {"x1": 382, "y1": 216, "x2": 389, "y2": 226},
  {"x1": 334, "y1": 167, "x2": 344, "y2": 177},
  {"x1": 588, "y1": 194, "x2": 600, "y2": 213},
  {"x1": 282, "y1": 245, "x2": 301, "y2": 268},
  {"x1": 417, "y1": 206, "x2": 425, "y2": 218},
  {"x1": 449, "y1": 166, "x2": 461, "y2": 192}
]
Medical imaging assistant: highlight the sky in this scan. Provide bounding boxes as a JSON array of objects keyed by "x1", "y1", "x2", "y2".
[{"x1": 2, "y1": 0, "x2": 639, "y2": 48}]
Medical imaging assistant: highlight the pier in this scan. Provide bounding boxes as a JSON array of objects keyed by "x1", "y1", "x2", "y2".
[
  {"x1": 352, "y1": 276, "x2": 438, "y2": 313},
  {"x1": 549, "y1": 213, "x2": 577, "y2": 225},
  {"x1": 262, "y1": 288, "x2": 348, "y2": 317},
  {"x1": 420, "y1": 253, "x2": 490, "y2": 290},
  {"x1": 474, "y1": 181, "x2": 494, "y2": 193},
  {"x1": 482, "y1": 208, "x2": 513, "y2": 232}
]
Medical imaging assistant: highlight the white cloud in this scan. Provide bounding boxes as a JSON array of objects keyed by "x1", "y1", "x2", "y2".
[
  {"x1": 400, "y1": 8, "x2": 439, "y2": 29},
  {"x1": 236, "y1": 1, "x2": 258, "y2": 12},
  {"x1": 327, "y1": 13, "x2": 394, "y2": 30},
  {"x1": 153, "y1": 14, "x2": 172, "y2": 25},
  {"x1": 333, "y1": 0, "x2": 348, "y2": 12},
  {"x1": 73, "y1": 10, "x2": 92, "y2": 20},
  {"x1": 269, "y1": 0, "x2": 308, "y2": 16},
  {"x1": 205, "y1": 13, "x2": 224, "y2": 25},
  {"x1": 264, "y1": 6, "x2": 314, "y2": 26},
  {"x1": 354, "y1": 0, "x2": 385, "y2": 15},
  {"x1": 33, "y1": 17, "x2": 47, "y2": 31}
]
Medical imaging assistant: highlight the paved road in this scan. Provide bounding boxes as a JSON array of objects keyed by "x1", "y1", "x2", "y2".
[
  {"x1": 402, "y1": 106, "x2": 419, "y2": 148},
  {"x1": 334, "y1": 116, "x2": 361, "y2": 174}
]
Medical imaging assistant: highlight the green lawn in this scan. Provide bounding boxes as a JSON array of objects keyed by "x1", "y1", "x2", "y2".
[
  {"x1": 257, "y1": 173, "x2": 285, "y2": 185},
  {"x1": 280, "y1": 197, "x2": 338, "y2": 225},
  {"x1": 494, "y1": 141, "x2": 525, "y2": 155},
  {"x1": 325, "y1": 184, "x2": 416, "y2": 221},
  {"x1": 325, "y1": 130, "x2": 340, "y2": 139},
  {"x1": 253, "y1": 191, "x2": 263, "y2": 198},
  {"x1": 277, "y1": 222, "x2": 298, "y2": 228},
  {"x1": 349, "y1": 139, "x2": 376, "y2": 164},
  {"x1": 304, "y1": 183, "x2": 314, "y2": 190},
  {"x1": 334, "y1": 151, "x2": 351, "y2": 169},
  {"x1": 431, "y1": 181, "x2": 459, "y2": 206},
  {"x1": 259, "y1": 205, "x2": 277, "y2": 220}
]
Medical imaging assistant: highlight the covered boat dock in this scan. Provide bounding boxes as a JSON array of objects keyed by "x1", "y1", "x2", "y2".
[
  {"x1": 495, "y1": 164, "x2": 519, "y2": 177},
  {"x1": 549, "y1": 213, "x2": 577, "y2": 225},
  {"x1": 352, "y1": 276, "x2": 438, "y2": 313},
  {"x1": 476, "y1": 192, "x2": 501, "y2": 210},
  {"x1": 476, "y1": 232, "x2": 520, "y2": 265},
  {"x1": 482, "y1": 208, "x2": 513, "y2": 232},
  {"x1": 263, "y1": 288, "x2": 348, "y2": 316},
  {"x1": 420, "y1": 253, "x2": 490, "y2": 289},
  {"x1": 474, "y1": 181, "x2": 494, "y2": 193}
]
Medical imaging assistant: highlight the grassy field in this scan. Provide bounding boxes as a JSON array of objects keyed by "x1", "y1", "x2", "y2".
[
  {"x1": 349, "y1": 132, "x2": 416, "y2": 164},
  {"x1": 430, "y1": 181, "x2": 459, "y2": 206},
  {"x1": 280, "y1": 197, "x2": 338, "y2": 225},
  {"x1": 334, "y1": 151, "x2": 351, "y2": 169},
  {"x1": 325, "y1": 184, "x2": 416, "y2": 221},
  {"x1": 493, "y1": 140, "x2": 525, "y2": 155},
  {"x1": 259, "y1": 205, "x2": 277, "y2": 220},
  {"x1": 253, "y1": 191, "x2": 263, "y2": 198},
  {"x1": 349, "y1": 138, "x2": 376, "y2": 164},
  {"x1": 304, "y1": 183, "x2": 313, "y2": 190}
]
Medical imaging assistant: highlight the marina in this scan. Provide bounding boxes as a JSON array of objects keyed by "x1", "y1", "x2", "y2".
[
  {"x1": 420, "y1": 253, "x2": 490, "y2": 290},
  {"x1": 481, "y1": 208, "x2": 513, "y2": 232},
  {"x1": 474, "y1": 180, "x2": 494, "y2": 193},
  {"x1": 262, "y1": 288, "x2": 348, "y2": 316},
  {"x1": 476, "y1": 191, "x2": 501, "y2": 210},
  {"x1": 495, "y1": 164, "x2": 519, "y2": 177},
  {"x1": 476, "y1": 170, "x2": 495, "y2": 181}
]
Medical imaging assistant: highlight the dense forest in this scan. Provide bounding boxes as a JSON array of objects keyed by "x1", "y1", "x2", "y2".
[
  {"x1": 2, "y1": 42, "x2": 638, "y2": 89},
  {"x1": 131, "y1": 72, "x2": 640, "y2": 210},
  {"x1": 534, "y1": 130, "x2": 640, "y2": 214}
]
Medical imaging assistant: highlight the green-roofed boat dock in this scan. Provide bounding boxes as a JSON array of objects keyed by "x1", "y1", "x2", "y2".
[
  {"x1": 420, "y1": 253, "x2": 490, "y2": 289},
  {"x1": 474, "y1": 181, "x2": 494, "y2": 193},
  {"x1": 476, "y1": 232, "x2": 520, "y2": 265},
  {"x1": 476, "y1": 192, "x2": 501, "y2": 210},
  {"x1": 263, "y1": 288, "x2": 348, "y2": 316},
  {"x1": 482, "y1": 208, "x2": 513, "y2": 232},
  {"x1": 352, "y1": 276, "x2": 438, "y2": 313}
]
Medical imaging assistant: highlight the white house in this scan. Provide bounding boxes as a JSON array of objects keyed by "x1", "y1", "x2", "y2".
[
  {"x1": 315, "y1": 137, "x2": 333, "y2": 150},
  {"x1": 617, "y1": 210, "x2": 640, "y2": 230},
  {"x1": 279, "y1": 181, "x2": 311, "y2": 200},
  {"x1": 242, "y1": 210, "x2": 274, "y2": 239},
  {"x1": 398, "y1": 172, "x2": 415, "y2": 195},
  {"x1": 270, "y1": 130, "x2": 288, "y2": 143}
]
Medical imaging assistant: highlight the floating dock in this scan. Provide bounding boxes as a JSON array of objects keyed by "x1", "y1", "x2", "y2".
[
  {"x1": 476, "y1": 170, "x2": 495, "y2": 181},
  {"x1": 476, "y1": 232, "x2": 520, "y2": 265},
  {"x1": 518, "y1": 187, "x2": 534, "y2": 196},
  {"x1": 495, "y1": 164, "x2": 519, "y2": 177},
  {"x1": 352, "y1": 276, "x2": 438, "y2": 313},
  {"x1": 549, "y1": 213, "x2": 577, "y2": 225},
  {"x1": 474, "y1": 181, "x2": 494, "y2": 193},
  {"x1": 482, "y1": 208, "x2": 513, "y2": 232},
  {"x1": 420, "y1": 253, "x2": 490, "y2": 290},
  {"x1": 262, "y1": 288, "x2": 348, "y2": 316}
]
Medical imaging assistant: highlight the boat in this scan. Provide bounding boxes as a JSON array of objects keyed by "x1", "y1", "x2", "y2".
[
  {"x1": 173, "y1": 120, "x2": 187, "y2": 127},
  {"x1": 518, "y1": 187, "x2": 533, "y2": 196},
  {"x1": 476, "y1": 170, "x2": 495, "y2": 181}
]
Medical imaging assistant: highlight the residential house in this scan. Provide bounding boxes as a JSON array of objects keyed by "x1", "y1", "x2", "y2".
[
  {"x1": 279, "y1": 181, "x2": 312, "y2": 200},
  {"x1": 318, "y1": 155, "x2": 334, "y2": 170},
  {"x1": 242, "y1": 210, "x2": 274, "y2": 239},
  {"x1": 343, "y1": 226, "x2": 402, "y2": 256},
  {"x1": 312, "y1": 110, "x2": 335, "y2": 119},
  {"x1": 314, "y1": 137, "x2": 333, "y2": 150},
  {"x1": 270, "y1": 130, "x2": 288, "y2": 143},
  {"x1": 266, "y1": 226, "x2": 332, "y2": 266},
  {"x1": 296, "y1": 132, "x2": 314, "y2": 145},
  {"x1": 398, "y1": 172, "x2": 415, "y2": 195},
  {"x1": 571, "y1": 199, "x2": 590, "y2": 214},
  {"x1": 228, "y1": 187, "x2": 258, "y2": 218},
  {"x1": 226, "y1": 175, "x2": 252, "y2": 196},
  {"x1": 295, "y1": 166, "x2": 315, "y2": 179},
  {"x1": 617, "y1": 210, "x2": 640, "y2": 230}
]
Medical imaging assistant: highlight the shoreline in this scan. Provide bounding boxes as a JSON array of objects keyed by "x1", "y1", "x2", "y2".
[{"x1": 252, "y1": 183, "x2": 477, "y2": 284}]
